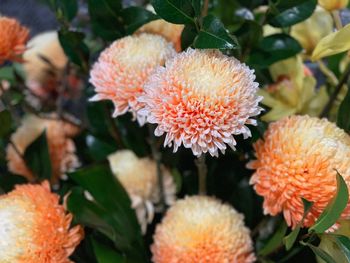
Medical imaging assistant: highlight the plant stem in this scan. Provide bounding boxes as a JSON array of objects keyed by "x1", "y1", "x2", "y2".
[
  {"x1": 103, "y1": 105, "x2": 124, "y2": 149},
  {"x1": 332, "y1": 10, "x2": 343, "y2": 30},
  {"x1": 317, "y1": 60, "x2": 339, "y2": 86},
  {"x1": 195, "y1": 154, "x2": 207, "y2": 195},
  {"x1": 320, "y1": 64, "x2": 350, "y2": 118},
  {"x1": 147, "y1": 124, "x2": 166, "y2": 209},
  {"x1": 201, "y1": 0, "x2": 209, "y2": 17}
]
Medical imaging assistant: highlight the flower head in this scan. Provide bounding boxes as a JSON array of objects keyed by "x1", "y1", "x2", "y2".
[
  {"x1": 139, "y1": 48, "x2": 262, "y2": 157},
  {"x1": 89, "y1": 33, "x2": 176, "y2": 124},
  {"x1": 319, "y1": 0, "x2": 349, "y2": 11},
  {"x1": 291, "y1": 6, "x2": 333, "y2": 55},
  {"x1": 151, "y1": 196, "x2": 255, "y2": 263},
  {"x1": 108, "y1": 150, "x2": 176, "y2": 233},
  {"x1": 0, "y1": 181, "x2": 84, "y2": 262},
  {"x1": 137, "y1": 20, "x2": 184, "y2": 52},
  {"x1": 259, "y1": 56, "x2": 328, "y2": 122},
  {"x1": 249, "y1": 115, "x2": 350, "y2": 228},
  {"x1": 6, "y1": 115, "x2": 80, "y2": 184},
  {"x1": 23, "y1": 31, "x2": 81, "y2": 103},
  {"x1": 0, "y1": 16, "x2": 29, "y2": 65}
]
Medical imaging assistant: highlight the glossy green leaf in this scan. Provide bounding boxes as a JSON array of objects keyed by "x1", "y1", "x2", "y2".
[
  {"x1": 337, "y1": 86, "x2": 350, "y2": 132},
  {"x1": 0, "y1": 110, "x2": 12, "y2": 138},
  {"x1": 309, "y1": 172, "x2": 349, "y2": 233},
  {"x1": 86, "y1": 135, "x2": 117, "y2": 161},
  {"x1": 268, "y1": 0, "x2": 317, "y2": 27},
  {"x1": 194, "y1": 15, "x2": 239, "y2": 49},
  {"x1": 181, "y1": 24, "x2": 197, "y2": 49},
  {"x1": 333, "y1": 235, "x2": 350, "y2": 261},
  {"x1": 259, "y1": 221, "x2": 288, "y2": 256},
  {"x1": 191, "y1": 0, "x2": 201, "y2": 16},
  {"x1": 23, "y1": 130, "x2": 52, "y2": 181},
  {"x1": 301, "y1": 242, "x2": 337, "y2": 263},
  {"x1": 248, "y1": 34, "x2": 302, "y2": 68},
  {"x1": 87, "y1": 0, "x2": 123, "y2": 40},
  {"x1": 121, "y1": 6, "x2": 159, "y2": 34},
  {"x1": 68, "y1": 165, "x2": 146, "y2": 262},
  {"x1": 151, "y1": 0, "x2": 195, "y2": 24},
  {"x1": 67, "y1": 188, "x2": 116, "y2": 241},
  {"x1": 58, "y1": 30, "x2": 89, "y2": 69},
  {"x1": 58, "y1": 0, "x2": 78, "y2": 21},
  {"x1": 91, "y1": 238, "x2": 126, "y2": 263}
]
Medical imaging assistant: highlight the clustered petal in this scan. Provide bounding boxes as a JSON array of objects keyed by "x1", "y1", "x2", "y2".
[
  {"x1": 249, "y1": 115, "x2": 350, "y2": 229},
  {"x1": 108, "y1": 150, "x2": 176, "y2": 233},
  {"x1": 89, "y1": 33, "x2": 176, "y2": 124},
  {"x1": 6, "y1": 115, "x2": 80, "y2": 184},
  {"x1": 151, "y1": 196, "x2": 255, "y2": 263},
  {"x1": 0, "y1": 181, "x2": 84, "y2": 263},
  {"x1": 0, "y1": 16, "x2": 29, "y2": 65},
  {"x1": 139, "y1": 48, "x2": 262, "y2": 157}
]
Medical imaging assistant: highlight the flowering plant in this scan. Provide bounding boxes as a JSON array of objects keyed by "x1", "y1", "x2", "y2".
[{"x1": 1, "y1": 0, "x2": 350, "y2": 262}]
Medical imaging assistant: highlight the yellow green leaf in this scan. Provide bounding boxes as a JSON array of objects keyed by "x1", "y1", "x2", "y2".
[{"x1": 312, "y1": 24, "x2": 350, "y2": 61}]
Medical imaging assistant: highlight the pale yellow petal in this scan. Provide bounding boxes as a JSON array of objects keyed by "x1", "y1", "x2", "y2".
[{"x1": 312, "y1": 24, "x2": 350, "y2": 61}]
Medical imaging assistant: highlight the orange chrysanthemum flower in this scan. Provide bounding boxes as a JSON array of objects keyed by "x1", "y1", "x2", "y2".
[
  {"x1": 0, "y1": 181, "x2": 84, "y2": 262},
  {"x1": 137, "y1": 20, "x2": 184, "y2": 52},
  {"x1": 6, "y1": 115, "x2": 80, "y2": 184},
  {"x1": 249, "y1": 115, "x2": 350, "y2": 229},
  {"x1": 151, "y1": 196, "x2": 255, "y2": 263},
  {"x1": 0, "y1": 16, "x2": 29, "y2": 65},
  {"x1": 139, "y1": 49, "x2": 262, "y2": 157},
  {"x1": 89, "y1": 33, "x2": 176, "y2": 124}
]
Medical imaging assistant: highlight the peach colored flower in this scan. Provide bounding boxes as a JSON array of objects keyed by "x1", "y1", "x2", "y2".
[
  {"x1": 0, "y1": 16, "x2": 29, "y2": 65},
  {"x1": 139, "y1": 49, "x2": 262, "y2": 157},
  {"x1": 89, "y1": 33, "x2": 176, "y2": 125},
  {"x1": 0, "y1": 181, "x2": 84, "y2": 263},
  {"x1": 108, "y1": 150, "x2": 176, "y2": 233},
  {"x1": 23, "y1": 31, "x2": 82, "y2": 104},
  {"x1": 151, "y1": 196, "x2": 255, "y2": 263},
  {"x1": 137, "y1": 20, "x2": 184, "y2": 52},
  {"x1": 6, "y1": 115, "x2": 80, "y2": 185},
  {"x1": 249, "y1": 115, "x2": 350, "y2": 229}
]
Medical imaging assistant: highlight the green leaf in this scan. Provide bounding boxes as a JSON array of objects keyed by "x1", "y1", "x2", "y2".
[
  {"x1": 194, "y1": 15, "x2": 239, "y2": 49},
  {"x1": 91, "y1": 238, "x2": 126, "y2": 263},
  {"x1": 301, "y1": 242, "x2": 337, "y2": 263},
  {"x1": 151, "y1": 0, "x2": 195, "y2": 24},
  {"x1": 333, "y1": 235, "x2": 350, "y2": 261},
  {"x1": 192, "y1": 0, "x2": 201, "y2": 16},
  {"x1": 23, "y1": 130, "x2": 52, "y2": 181},
  {"x1": 310, "y1": 172, "x2": 349, "y2": 233},
  {"x1": 0, "y1": 110, "x2": 12, "y2": 138},
  {"x1": 337, "y1": 86, "x2": 350, "y2": 132},
  {"x1": 58, "y1": 0, "x2": 78, "y2": 21},
  {"x1": 121, "y1": 6, "x2": 159, "y2": 34},
  {"x1": 87, "y1": 0, "x2": 123, "y2": 40},
  {"x1": 284, "y1": 225, "x2": 301, "y2": 251},
  {"x1": 58, "y1": 30, "x2": 89, "y2": 69},
  {"x1": 181, "y1": 24, "x2": 197, "y2": 49},
  {"x1": 259, "y1": 221, "x2": 288, "y2": 256},
  {"x1": 248, "y1": 34, "x2": 302, "y2": 68},
  {"x1": 86, "y1": 135, "x2": 117, "y2": 161},
  {"x1": 284, "y1": 198, "x2": 314, "y2": 250},
  {"x1": 67, "y1": 188, "x2": 116, "y2": 241},
  {"x1": 68, "y1": 165, "x2": 146, "y2": 262},
  {"x1": 268, "y1": 0, "x2": 317, "y2": 27},
  {"x1": 312, "y1": 24, "x2": 350, "y2": 61}
]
